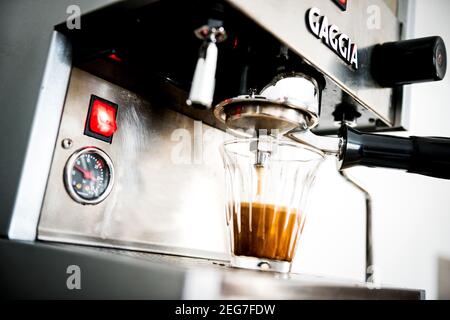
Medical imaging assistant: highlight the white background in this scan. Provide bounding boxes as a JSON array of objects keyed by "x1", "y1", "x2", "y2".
[{"x1": 292, "y1": 0, "x2": 450, "y2": 300}]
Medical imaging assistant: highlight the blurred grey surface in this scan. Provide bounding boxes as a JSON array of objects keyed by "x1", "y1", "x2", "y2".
[
  {"x1": 0, "y1": 239, "x2": 424, "y2": 299},
  {"x1": 438, "y1": 257, "x2": 450, "y2": 299}
]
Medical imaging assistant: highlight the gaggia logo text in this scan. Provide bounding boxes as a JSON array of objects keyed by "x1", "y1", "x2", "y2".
[{"x1": 307, "y1": 7, "x2": 359, "y2": 70}]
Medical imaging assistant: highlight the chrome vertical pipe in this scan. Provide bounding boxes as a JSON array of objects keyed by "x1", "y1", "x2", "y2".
[{"x1": 339, "y1": 170, "x2": 374, "y2": 284}]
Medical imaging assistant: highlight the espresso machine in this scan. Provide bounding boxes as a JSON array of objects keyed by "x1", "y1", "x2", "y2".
[{"x1": 0, "y1": 0, "x2": 448, "y2": 299}]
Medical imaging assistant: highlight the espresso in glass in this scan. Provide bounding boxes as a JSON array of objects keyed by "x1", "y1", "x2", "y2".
[
  {"x1": 232, "y1": 202, "x2": 302, "y2": 262},
  {"x1": 222, "y1": 137, "x2": 324, "y2": 273}
]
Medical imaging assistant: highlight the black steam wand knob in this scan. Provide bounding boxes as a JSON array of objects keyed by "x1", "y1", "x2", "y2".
[{"x1": 372, "y1": 36, "x2": 447, "y2": 87}]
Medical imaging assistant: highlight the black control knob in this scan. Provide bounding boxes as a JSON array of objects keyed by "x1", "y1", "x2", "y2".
[{"x1": 372, "y1": 36, "x2": 447, "y2": 87}]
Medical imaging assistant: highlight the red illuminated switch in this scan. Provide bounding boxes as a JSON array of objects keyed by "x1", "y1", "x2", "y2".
[
  {"x1": 332, "y1": 0, "x2": 347, "y2": 11},
  {"x1": 84, "y1": 95, "x2": 118, "y2": 143}
]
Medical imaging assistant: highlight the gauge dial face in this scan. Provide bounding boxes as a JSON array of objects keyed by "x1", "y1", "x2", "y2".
[{"x1": 65, "y1": 148, "x2": 114, "y2": 204}]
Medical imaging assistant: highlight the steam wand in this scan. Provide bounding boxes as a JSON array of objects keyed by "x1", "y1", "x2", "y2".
[
  {"x1": 339, "y1": 170, "x2": 374, "y2": 284},
  {"x1": 288, "y1": 122, "x2": 375, "y2": 283},
  {"x1": 289, "y1": 122, "x2": 450, "y2": 284},
  {"x1": 337, "y1": 111, "x2": 375, "y2": 284}
]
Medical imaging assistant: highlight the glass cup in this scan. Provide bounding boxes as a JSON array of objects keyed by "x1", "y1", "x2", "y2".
[{"x1": 221, "y1": 136, "x2": 324, "y2": 273}]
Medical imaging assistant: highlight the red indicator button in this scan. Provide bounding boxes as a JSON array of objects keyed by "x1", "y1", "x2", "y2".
[
  {"x1": 85, "y1": 95, "x2": 118, "y2": 143},
  {"x1": 90, "y1": 99, "x2": 117, "y2": 136},
  {"x1": 108, "y1": 53, "x2": 122, "y2": 62},
  {"x1": 333, "y1": 0, "x2": 347, "y2": 11}
]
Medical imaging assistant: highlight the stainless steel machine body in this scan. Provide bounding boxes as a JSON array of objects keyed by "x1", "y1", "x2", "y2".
[
  {"x1": 1, "y1": 0, "x2": 432, "y2": 299},
  {"x1": 33, "y1": 0, "x2": 408, "y2": 259},
  {"x1": 225, "y1": 0, "x2": 403, "y2": 131},
  {"x1": 38, "y1": 68, "x2": 229, "y2": 259}
]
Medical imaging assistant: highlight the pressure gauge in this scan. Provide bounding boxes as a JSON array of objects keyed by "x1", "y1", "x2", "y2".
[{"x1": 64, "y1": 147, "x2": 114, "y2": 205}]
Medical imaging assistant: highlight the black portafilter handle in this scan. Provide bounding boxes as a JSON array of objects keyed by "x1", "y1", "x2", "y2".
[
  {"x1": 339, "y1": 126, "x2": 450, "y2": 179},
  {"x1": 372, "y1": 36, "x2": 447, "y2": 87}
]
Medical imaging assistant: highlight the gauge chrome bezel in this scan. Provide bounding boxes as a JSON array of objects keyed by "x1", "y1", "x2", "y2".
[{"x1": 64, "y1": 147, "x2": 115, "y2": 205}]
